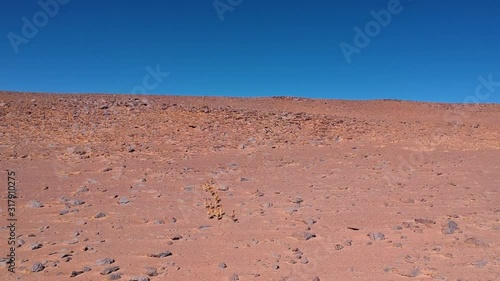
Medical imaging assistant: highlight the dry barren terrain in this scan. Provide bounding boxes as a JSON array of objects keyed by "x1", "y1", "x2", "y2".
[{"x1": 0, "y1": 91, "x2": 499, "y2": 281}]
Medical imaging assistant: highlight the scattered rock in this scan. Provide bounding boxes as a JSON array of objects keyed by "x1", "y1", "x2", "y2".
[
  {"x1": 31, "y1": 262, "x2": 45, "y2": 272},
  {"x1": 109, "y1": 272, "x2": 122, "y2": 280},
  {"x1": 100, "y1": 266, "x2": 120, "y2": 275},
  {"x1": 30, "y1": 243, "x2": 43, "y2": 250},
  {"x1": 149, "y1": 251, "x2": 172, "y2": 258},
  {"x1": 464, "y1": 237, "x2": 489, "y2": 247},
  {"x1": 414, "y1": 218, "x2": 436, "y2": 225},
  {"x1": 145, "y1": 267, "x2": 158, "y2": 276},
  {"x1": 96, "y1": 258, "x2": 115, "y2": 266},
  {"x1": 368, "y1": 232, "x2": 385, "y2": 241},
  {"x1": 471, "y1": 260, "x2": 488, "y2": 268},
  {"x1": 27, "y1": 200, "x2": 44, "y2": 208},
  {"x1": 70, "y1": 270, "x2": 85, "y2": 277},
  {"x1": 397, "y1": 267, "x2": 421, "y2": 278},
  {"x1": 293, "y1": 231, "x2": 316, "y2": 240},
  {"x1": 95, "y1": 212, "x2": 107, "y2": 219},
  {"x1": 118, "y1": 196, "x2": 129, "y2": 205},
  {"x1": 228, "y1": 273, "x2": 239, "y2": 281},
  {"x1": 441, "y1": 220, "x2": 459, "y2": 234},
  {"x1": 219, "y1": 262, "x2": 227, "y2": 269},
  {"x1": 291, "y1": 196, "x2": 303, "y2": 204},
  {"x1": 303, "y1": 218, "x2": 317, "y2": 225}
]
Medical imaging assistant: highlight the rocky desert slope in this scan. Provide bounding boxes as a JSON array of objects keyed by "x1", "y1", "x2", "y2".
[{"x1": 0, "y1": 91, "x2": 499, "y2": 281}]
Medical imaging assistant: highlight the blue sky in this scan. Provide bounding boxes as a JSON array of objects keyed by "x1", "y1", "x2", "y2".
[{"x1": 1, "y1": 0, "x2": 499, "y2": 103}]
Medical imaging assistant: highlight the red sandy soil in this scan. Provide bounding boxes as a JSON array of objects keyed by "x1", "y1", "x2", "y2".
[{"x1": 0, "y1": 91, "x2": 499, "y2": 281}]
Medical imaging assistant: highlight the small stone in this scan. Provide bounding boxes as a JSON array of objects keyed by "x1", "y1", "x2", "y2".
[
  {"x1": 284, "y1": 206, "x2": 298, "y2": 215},
  {"x1": 335, "y1": 244, "x2": 345, "y2": 250},
  {"x1": 312, "y1": 277, "x2": 320, "y2": 281},
  {"x1": 293, "y1": 231, "x2": 316, "y2": 240},
  {"x1": 60, "y1": 208, "x2": 71, "y2": 215},
  {"x1": 100, "y1": 266, "x2": 120, "y2": 275},
  {"x1": 343, "y1": 239, "x2": 353, "y2": 246},
  {"x1": 414, "y1": 218, "x2": 436, "y2": 225},
  {"x1": 109, "y1": 272, "x2": 122, "y2": 280},
  {"x1": 471, "y1": 260, "x2": 488, "y2": 268},
  {"x1": 30, "y1": 243, "x2": 43, "y2": 250},
  {"x1": 118, "y1": 197, "x2": 129, "y2": 205},
  {"x1": 228, "y1": 273, "x2": 239, "y2": 281},
  {"x1": 171, "y1": 235, "x2": 183, "y2": 241},
  {"x1": 149, "y1": 251, "x2": 172, "y2": 258},
  {"x1": 368, "y1": 232, "x2": 385, "y2": 241},
  {"x1": 464, "y1": 237, "x2": 489, "y2": 247},
  {"x1": 291, "y1": 196, "x2": 303, "y2": 204},
  {"x1": 183, "y1": 185, "x2": 194, "y2": 192},
  {"x1": 72, "y1": 199, "x2": 85, "y2": 206},
  {"x1": 17, "y1": 238, "x2": 26, "y2": 247},
  {"x1": 31, "y1": 262, "x2": 45, "y2": 272},
  {"x1": 219, "y1": 262, "x2": 227, "y2": 269},
  {"x1": 145, "y1": 267, "x2": 158, "y2": 276},
  {"x1": 397, "y1": 267, "x2": 421, "y2": 278},
  {"x1": 441, "y1": 220, "x2": 459, "y2": 234},
  {"x1": 70, "y1": 270, "x2": 84, "y2": 277},
  {"x1": 153, "y1": 219, "x2": 165, "y2": 225},
  {"x1": 96, "y1": 258, "x2": 115, "y2": 266},
  {"x1": 83, "y1": 266, "x2": 92, "y2": 272},
  {"x1": 301, "y1": 257, "x2": 309, "y2": 264},
  {"x1": 304, "y1": 218, "x2": 317, "y2": 225},
  {"x1": 272, "y1": 263, "x2": 280, "y2": 270},
  {"x1": 95, "y1": 212, "x2": 107, "y2": 219},
  {"x1": 27, "y1": 200, "x2": 44, "y2": 208},
  {"x1": 218, "y1": 185, "x2": 229, "y2": 191}
]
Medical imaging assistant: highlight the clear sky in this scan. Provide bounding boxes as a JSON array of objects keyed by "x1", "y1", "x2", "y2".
[{"x1": 1, "y1": 0, "x2": 499, "y2": 103}]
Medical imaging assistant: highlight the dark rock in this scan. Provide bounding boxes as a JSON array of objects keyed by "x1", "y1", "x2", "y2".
[
  {"x1": 219, "y1": 262, "x2": 227, "y2": 269},
  {"x1": 30, "y1": 243, "x2": 43, "y2": 250},
  {"x1": 70, "y1": 270, "x2": 84, "y2": 277},
  {"x1": 100, "y1": 266, "x2": 120, "y2": 275},
  {"x1": 31, "y1": 262, "x2": 45, "y2": 272},
  {"x1": 109, "y1": 273, "x2": 122, "y2": 280},
  {"x1": 94, "y1": 212, "x2": 107, "y2": 219},
  {"x1": 149, "y1": 251, "x2": 172, "y2": 258},
  {"x1": 441, "y1": 220, "x2": 459, "y2": 234}
]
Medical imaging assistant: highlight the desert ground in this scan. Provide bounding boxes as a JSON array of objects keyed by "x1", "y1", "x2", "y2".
[{"x1": 0, "y1": 91, "x2": 499, "y2": 281}]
